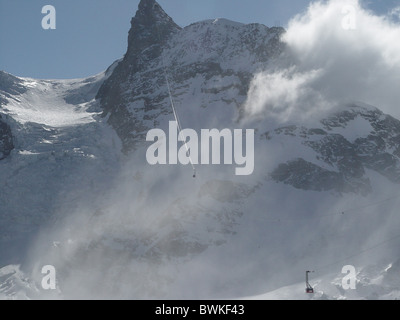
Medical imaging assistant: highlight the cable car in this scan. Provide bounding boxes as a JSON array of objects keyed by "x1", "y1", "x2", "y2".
[{"x1": 305, "y1": 270, "x2": 314, "y2": 294}]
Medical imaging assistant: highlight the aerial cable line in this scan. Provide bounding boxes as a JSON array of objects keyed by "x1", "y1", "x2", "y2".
[
  {"x1": 314, "y1": 232, "x2": 400, "y2": 272},
  {"x1": 156, "y1": 25, "x2": 196, "y2": 177},
  {"x1": 250, "y1": 191, "x2": 400, "y2": 225},
  {"x1": 301, "y1": 232, "x2": 400, "y2": 294}
]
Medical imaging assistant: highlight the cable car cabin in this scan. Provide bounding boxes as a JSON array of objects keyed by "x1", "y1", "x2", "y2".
[{"x1": 305, "y1": 271, "x2": 314, "y2": 294}]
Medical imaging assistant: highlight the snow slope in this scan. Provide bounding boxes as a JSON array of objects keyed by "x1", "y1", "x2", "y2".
[
  {"x1": 3, "y1": 78, "x2": 96, "y2": 127},
  {"x1": 0, "y1": 66, "x2": 122, "y2": 266},
  {"x1": 246, "y1": 261, "x2": 400, "y2": 300}
]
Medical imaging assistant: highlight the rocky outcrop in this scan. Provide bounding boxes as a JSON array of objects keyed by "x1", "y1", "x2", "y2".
[
  {"x1": 269, "y1": 105, "x2": 400, "y2": 194},
  {"x1": 97, "y1": 0, "x2": 285, "y2": 153},
  {"x1": 0, "y1": 115, "x2": 14, "y2": 160}
]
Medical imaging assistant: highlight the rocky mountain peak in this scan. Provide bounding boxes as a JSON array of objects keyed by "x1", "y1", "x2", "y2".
[
  {"x1": 96, "y1": 0, "x2": 286, "y2": 153},
  {"x1": 96, "y1": 0, "x2": 181, "y2": 117},
  {"x1": 126, "y1": 0, "x2": 181, "y2": 59}
]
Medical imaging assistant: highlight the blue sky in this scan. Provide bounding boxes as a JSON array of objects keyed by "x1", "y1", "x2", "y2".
[{"x1": 0, "y1": 0, "x2": 398, "y2": 79}]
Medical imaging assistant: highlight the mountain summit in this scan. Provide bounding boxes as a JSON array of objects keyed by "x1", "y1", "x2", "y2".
[
  {"x1": 96, "y1": 0, "x2": 183, "y2": 149},
  {"x1": 97, "y1": 0, "x2": 285, "y2": 152},
  {"x1": 126, "y1": 0, "x2": 181, "y2": 60}
]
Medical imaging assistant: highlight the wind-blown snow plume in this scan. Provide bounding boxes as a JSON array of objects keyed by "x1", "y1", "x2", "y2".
[
  {"x1": 245, "y1": 0, "x2": 400, "y2": 122},
  {"x1": 245, "y1": 67, "x2": 328, "y2": 122}
]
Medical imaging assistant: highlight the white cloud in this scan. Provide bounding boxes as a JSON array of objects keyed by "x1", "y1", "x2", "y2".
[
  {"x1": 389, "y1": 7, "x2": 400, "y2": 22},
  {"x1": 245, "y1": 67, "x2": 330, "y2": 122},
  {"x1": 244, "y1": 0, "x2": 400, "y2": 122}
]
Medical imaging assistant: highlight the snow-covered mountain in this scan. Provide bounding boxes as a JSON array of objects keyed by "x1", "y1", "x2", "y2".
[
  {"x1": 268, "y1": 105, "x2": 400, "y2": 195},
  {"x1": 96, "y1": 0, "x2": 284, "y2": 152},
  {"x1": 1, "y1": 0, "x2": 400, "y2": 300}
]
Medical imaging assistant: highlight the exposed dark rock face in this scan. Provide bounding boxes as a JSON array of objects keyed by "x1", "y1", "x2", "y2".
[
  {"x1": 0, "y1": 72, "x2": 18, "y2": 160},
  {"x1": 96, "y1": 0, "x2": 285, "y2": 153},
  {"x1": 0, "y1": 115, "x2": 14, "y2": 160},
  {"x1": 0, "y1": 71, "x2": 27, "y2": 107},
  {"x1": 269, "y1": 106, "x2": 400, "y2": 194}
]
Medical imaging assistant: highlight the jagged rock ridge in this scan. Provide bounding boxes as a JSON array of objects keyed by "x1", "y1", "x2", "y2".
[
  {"x1": 268, "y1": 105, "x2": 400, "y2": 194},
  {"x1": 97, "y1": 0, "x2": 285, "y2": 152}
]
